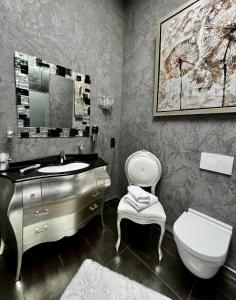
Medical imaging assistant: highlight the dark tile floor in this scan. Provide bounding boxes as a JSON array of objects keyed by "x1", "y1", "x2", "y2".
[{"x1": 0, "y1": 199, "x2": 235, "y2": 300}]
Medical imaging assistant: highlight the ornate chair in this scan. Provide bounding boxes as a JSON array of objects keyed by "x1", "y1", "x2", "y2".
[{"x1": 116, "y1": 150, "x2": 166, "y2": 261}]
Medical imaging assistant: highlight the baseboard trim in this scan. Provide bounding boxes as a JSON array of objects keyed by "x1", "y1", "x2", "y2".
[{"x1": 223, "y1": 265, "x2": 236, "y2": 282}]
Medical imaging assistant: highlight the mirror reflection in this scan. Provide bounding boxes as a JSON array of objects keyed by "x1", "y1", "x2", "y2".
[
  {"x1": 29, "y1": 91, "x2": 49, "y2": 128},
  {"x1": 49, "y1": 75, "x2": 73, "y2": 128}
]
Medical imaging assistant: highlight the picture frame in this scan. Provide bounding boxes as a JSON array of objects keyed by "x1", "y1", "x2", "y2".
[{"x1": 153, "y1": 0, "x2": 236, "y2": 116}]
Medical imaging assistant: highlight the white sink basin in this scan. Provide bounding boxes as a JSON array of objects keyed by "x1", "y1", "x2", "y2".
[{"x1": 38, "y1": 162, "x2": 89, "y2": 173}]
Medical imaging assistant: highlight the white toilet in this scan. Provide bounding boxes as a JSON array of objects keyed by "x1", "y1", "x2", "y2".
[{"x1": 173, "y1": 208, "x2": 233, "y2": 279}]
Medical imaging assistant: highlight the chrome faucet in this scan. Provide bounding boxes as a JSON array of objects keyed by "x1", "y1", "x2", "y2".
[{"x1": 60, "y1": 150, "x2": 66, "y2": 164}]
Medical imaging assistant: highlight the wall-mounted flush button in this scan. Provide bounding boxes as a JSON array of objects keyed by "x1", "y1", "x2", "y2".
[{"x1": 200, "y1": 152, "x2": 234, "y2": 175}]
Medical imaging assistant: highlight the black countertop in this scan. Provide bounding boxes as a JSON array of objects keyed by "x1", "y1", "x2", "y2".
[{"x1": 0, "y1": 153, "x2": 108, "y2": 182}]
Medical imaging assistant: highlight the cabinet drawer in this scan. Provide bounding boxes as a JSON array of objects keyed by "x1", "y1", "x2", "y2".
[
  {"x1": 23, "y1": 186, "x2": 106, "y2": 226},
  {"x1": 82, "y1": 199, "x2": 103, "y2": 220},
  {"x1": 23, "y1": 198, "x2": 102, "y2": 252},
  {"x1": 41, "y1": 170, "x2": 97, "y2": 203}
]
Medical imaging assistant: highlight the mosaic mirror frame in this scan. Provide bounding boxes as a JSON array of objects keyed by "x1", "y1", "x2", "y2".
[
  {"x1": 15, "y1": 51, "x2": 91, "y2": 138},
  {"x1": 153, "y1": 0, "x2": 236, "y2": 116}
]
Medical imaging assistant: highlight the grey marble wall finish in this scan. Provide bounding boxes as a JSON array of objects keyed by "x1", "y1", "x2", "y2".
[
  {"x1": 0, "y1": 0, "x2": 125, "y2": 199},
  {"x1": 120, "y1": 0, "x2": 236, "y2": 270}
]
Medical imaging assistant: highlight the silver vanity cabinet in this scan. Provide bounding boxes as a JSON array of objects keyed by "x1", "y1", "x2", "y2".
[{"x1": 0, "y1": 166, "x2": 110, "y2": 281}]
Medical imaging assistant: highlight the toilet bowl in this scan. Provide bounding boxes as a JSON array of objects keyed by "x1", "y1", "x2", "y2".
[{"x1": 173, "y1": 209, "x2": 232, "y2": 279}]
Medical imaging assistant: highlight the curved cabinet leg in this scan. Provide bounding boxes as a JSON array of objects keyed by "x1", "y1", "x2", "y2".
[
  {"x1": 100, "y1": 201, "x2": 105, "y2": 228},
  {"x1": 158, "y1": 221, "x2": 165, "y2": 262},
  {"x1": 0, "y1": 239, "x2": 5, "y2": 255},
  {"x1": 115, "y1": 215, "x2": 122, "y2": 252},
  {"x1": 15, "y1": 248, "x2": 22, "y2": 281}
]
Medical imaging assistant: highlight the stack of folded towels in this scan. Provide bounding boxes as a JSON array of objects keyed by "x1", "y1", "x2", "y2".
[{"x1": 124, "y1": 185, "x2": 158, "y2": 212}]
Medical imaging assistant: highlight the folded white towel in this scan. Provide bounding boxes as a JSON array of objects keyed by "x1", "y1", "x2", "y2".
[
  {"x1": 128, "y1": 186, "x2": 150, "y2": 202},
  {"x1": 136, "y1": 198, "x2": 150, "y2": 204},
  {"x1": 124, "y1": 193, "x2": 158, "y2": 212}
]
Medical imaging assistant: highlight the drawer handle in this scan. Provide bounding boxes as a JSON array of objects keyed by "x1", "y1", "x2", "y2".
[
  {"x1": 34, "y1": 225, "x2": 48, "y2": 234},
  {"x1": 34, "y1": 208, "x2": 49, "y2": 216},
  {"x1": 89, "y1": 203, "x2": 99, "y2": 211},
  {"x1": 92, "y1": 192, "x2": 100, "y2": 198}
]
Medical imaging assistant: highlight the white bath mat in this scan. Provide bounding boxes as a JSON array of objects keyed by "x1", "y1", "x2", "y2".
[{"x1": 60, "y1": 259, "x2": 171, "y2": 300}]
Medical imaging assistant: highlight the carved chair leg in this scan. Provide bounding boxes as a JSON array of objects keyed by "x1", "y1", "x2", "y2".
[
  {"x1": 115, "y1": 215, "x2": 122, "y2": 252},
  {"x1": 158, "y1": 221, "x2": 165, "y2": 262},
  {"x1": 0, "y1": 239, "x2": 5, "y2": 255},
  {"x1": 100, "y1": 212, "x2": 105, "y2": 228}
]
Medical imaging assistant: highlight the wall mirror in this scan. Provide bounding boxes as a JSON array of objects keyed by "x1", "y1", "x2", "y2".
[{"x1": 15, "y1": 51, "x2": 91, "y2": 138}]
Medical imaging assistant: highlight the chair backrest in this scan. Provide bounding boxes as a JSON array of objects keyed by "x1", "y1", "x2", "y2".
[{"x1": 125, "y1": 150, "x2": 162, "y2": 195}]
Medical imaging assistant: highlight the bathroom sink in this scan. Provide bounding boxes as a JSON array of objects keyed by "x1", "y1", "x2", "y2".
[{"x1": 38, "y1": 162, "x2": 89, "y2": 173}]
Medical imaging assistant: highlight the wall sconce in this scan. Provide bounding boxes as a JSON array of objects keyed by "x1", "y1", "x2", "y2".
[
  {"x1": 99, "y1": 97, "x2": 114, "y2": 111},
  {"x1": 77, "y1": 143, "x2": 85, "y2": 154},
  {"x1": 7, "y1": 127, "x2": 15, "y2": 139}
]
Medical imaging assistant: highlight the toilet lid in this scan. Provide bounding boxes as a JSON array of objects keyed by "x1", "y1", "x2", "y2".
[{"x1": 174, "y1": 211, "x2": 232, "y2": 263}]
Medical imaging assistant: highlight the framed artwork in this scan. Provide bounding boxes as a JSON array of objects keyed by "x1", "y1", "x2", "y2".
[{"x1": 153, "y1": 0, "x2": 236, "y2": 116}]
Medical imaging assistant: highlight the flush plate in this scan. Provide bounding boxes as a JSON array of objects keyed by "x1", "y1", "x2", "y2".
[{"x1": 200, "y1": 152, "x2": 234, "y2": 176}]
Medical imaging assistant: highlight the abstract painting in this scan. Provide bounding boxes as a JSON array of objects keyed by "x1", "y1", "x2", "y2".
[{"x1": 153, "y1": 0, "x2": 236, "y2": 116}]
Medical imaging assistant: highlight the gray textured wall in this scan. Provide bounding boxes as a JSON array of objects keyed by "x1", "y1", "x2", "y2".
[
  {"x1": 120, "y1": 0, "x2": 236, "y2": 269},
  {"x1": 1, "y1": 0, "x2": 235, "y2": 271},
  {"x1": 0, "y1": 0, "x2": 125, "y2": 199}
]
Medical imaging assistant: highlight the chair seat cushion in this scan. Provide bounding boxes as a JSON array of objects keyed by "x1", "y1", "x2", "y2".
[{"x1": 118, "y1": 195, "x2": 166, "y2": 221}]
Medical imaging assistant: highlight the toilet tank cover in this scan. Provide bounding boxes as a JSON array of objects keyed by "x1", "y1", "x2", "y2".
[{"x1": 173, "y1": 209, "x2": 233, "y2": 263}]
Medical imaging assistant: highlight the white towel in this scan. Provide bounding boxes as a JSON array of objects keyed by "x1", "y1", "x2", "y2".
[
  {"x1": 128, "y1": 186, "x2": 150, "y2": 203},
  {"x1": 124, "y1": 193, "x2": 158, "y2": 212}
]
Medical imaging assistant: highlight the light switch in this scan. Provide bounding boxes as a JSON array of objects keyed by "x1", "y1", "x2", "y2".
[{"x1": 200, "y1": 152, "x2": 234, "y2": 175}]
